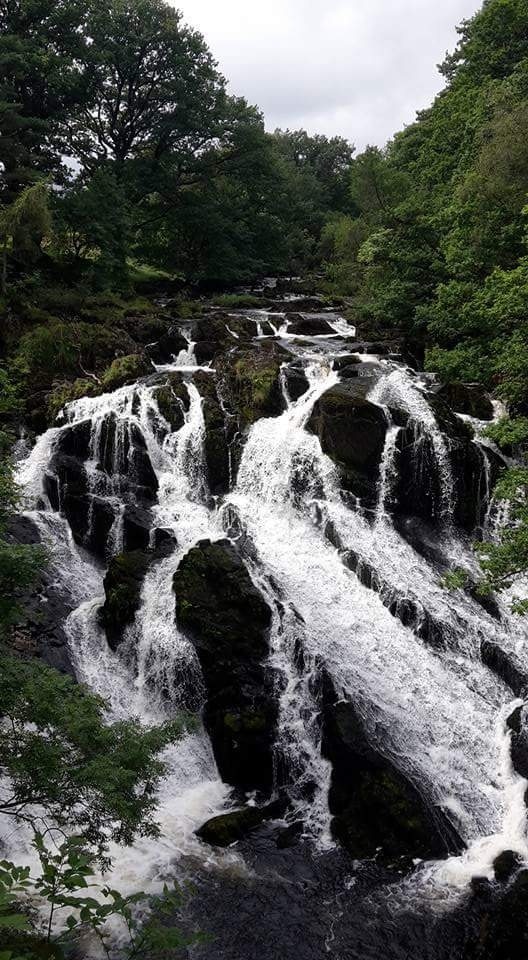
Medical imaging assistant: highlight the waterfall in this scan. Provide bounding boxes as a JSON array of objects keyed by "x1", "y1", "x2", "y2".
[
  {"x1": 227, "y1": 369, "x2": 527, "y2": 875},
  {"x1": 370, "y1": 368, "x2": 457, "y2": 524},
  {"x1": 10, "y1": 299, "x2": 528, "y2": 953}
]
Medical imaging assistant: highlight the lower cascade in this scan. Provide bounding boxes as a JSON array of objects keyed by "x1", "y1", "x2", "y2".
[{"x1": 6, "y1": 291, "x2": 528, "y2": 958}]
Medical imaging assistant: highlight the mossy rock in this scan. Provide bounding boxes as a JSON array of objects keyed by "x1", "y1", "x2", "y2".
[
  {"x1": 307, "y1": 383, "x2": 387, "y2": 504},
  {"x1": 174, "y1": 539, "x2": 277, "y2": 791},
  {"x1": 219, "y1": 344, "x2": 286, "y2": 427},
  {"x1": 196, "y1": 797, "x2": 287, "y2": 847},
  {"x1": 101, "y1": 353, "x2": 152, "y2": 392},
  {"x1": 194, "y1": 371, "x2": 230, "y2": 493},
  {"x1": 47, "y1": 378, "x2": 99, "y2": 422},
  {"x1": 99, "y1": 550, "x2": 151, "y2": 650}
]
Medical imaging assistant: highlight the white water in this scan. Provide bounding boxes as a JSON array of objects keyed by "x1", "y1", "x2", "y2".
[{"x1": 9, "y1": 308, "x2": 528, "y2": 938}]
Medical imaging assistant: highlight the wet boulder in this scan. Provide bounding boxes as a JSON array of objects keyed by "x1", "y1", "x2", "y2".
[
  {"x1": 465, "y1": 869, "x2": 528, "y2": 959},
  {"x1": 394, "y1": 394, "x2": 495, "y2": 531},
  {"x1": 194, "y1": 371, "x2": 231, "y2": 494},
  {"x1": 4, "y1": 515, "x2": 75, "y2": 676},
  {"x1": 122, "y1": 503, "x2": 152, "y2": 551},
  {"x1": 99, "y1": 550, "x2": 151, "y2": 650},
  {"x1": 437, "y1": 382, "x2": 494, "y2": 421},
  {"x1": 481, "y1": 642, "x2": 528, "y2": 698},
  {"x1": 192, "y1": 312, "x2": 257, "y2": 364},
  {"x1": 153, "y1": 374, "x2": 190, "y2": 433},
  {"x1": 307, "y1": 382, "x2": 387, "y2": 504},
  {"x1": 174, "y1": 539, "x2": 277, "y2": 792},
  {"x1": 507, "y1": 705, "x2": 528, "y2": 781},
  {"x1": 333, "y1": 355, "x2": 362, "y2": 372},
  {"x1": 55, "y1": 420, "x2": 92, "y2": 460},
  {"x1": 321, "y1": 683, "x2": 463, "y2": 862},
  {"x1": 283, "y1": 363, "x2": 309, "y2": 402},
  {"x1": 146, "y1": 327, "x2": 189, "y2": 365},
  {"x1": 196, "y1": 797, "x2": 287, "y2": 848},
  {"x1": 286, "y1": 314, "x2": 336, "y2": 336}
]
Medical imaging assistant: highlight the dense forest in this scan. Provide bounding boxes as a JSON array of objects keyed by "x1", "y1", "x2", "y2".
[{"x1": 2, "y1": 0, "x2": 528, "y2": 957}]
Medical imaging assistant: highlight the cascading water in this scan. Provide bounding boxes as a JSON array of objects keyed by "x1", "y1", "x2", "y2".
[{"x1": 9, "y1": 299, "x2": 528, "y2": 956}]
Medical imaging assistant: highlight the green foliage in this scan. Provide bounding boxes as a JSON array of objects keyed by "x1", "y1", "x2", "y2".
[
  {"x1": 475, "y1": 468, "x2": 528, "y2": 607},
  {"x1": 0, "y1": 183, "x2": 52, "y2": 292},
  {"x1": 484, "y1": 416, "x2": 528, "y2": 451},
  {"x1": 211, "y1": 293, "x2": 263, "y2": 309},
  {"x1": 441, "y1": 568, "x2": 469, "y2": 591},
  {"x1": 0, "y1": 833, "x2": 203, "y2": 958},
  {"x1": 0, "y1": 653, "x2": 187, "y2": 856},
  {"x1": 14, "y1": 322, "x2": 128, "y2": 390},
  {"x1": 100, "y1": 354, "x2": 151, "y2": 392}
]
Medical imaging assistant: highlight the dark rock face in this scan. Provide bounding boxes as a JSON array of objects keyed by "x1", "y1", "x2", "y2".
[
  {"x1": 5, "y1": 515, "x2": 75, "y2": 675},
  {"x1": 507, "y1": 705, "x2": 528, "y2": 780},
  {"x1": 174, "y1": 539, "x2": 277, "y2": 792},
  {"x1": 196, "y1": 797, "x2": 287, "y2": 848},
  {"x1": 321, "y1": 680, "x2": 463, "y2": 862},
  {"x1": 153, "y1": 374, "x2": 189, "y2": 433},
  {"x1": 193, "y1": 312, "x2": 256, "y2": 362},
  {"x1": 437, "y1": 382, "x2": 494, "y2": 421},
  {"x1": 333, "y1": 354, "x2": 362, "y2": 372},
  {"x1": 394, "y1": 395, "x2": 495, "y2": 531},
  {"x1": 44, "y1": 454, "x2": 115, "y2": 559},
  {"x1": 146, "y1": 326, "x2": 189, "y2": 364},
  {"x1": 122, "y1": 504, "x2": 152, "y2": 551},
  {"x1": 283, "y1": 364, "x2": 309, "y2": 403},
  {"x1": 99, "y1": 550, "x2": 151, "y2": 650},
  {"x1": 481, "y1": 641, "x2": 528, "y2": 698},
  {"x1": 464, "y1": 869, "x2": 528, "y2": 960},
  {"x1": 194, "y1": 372, "x2": 231, "y2": 494},
  {"x1": 55, "y1": 420, "x2": 92, "y2": 460},
  {"x1": 286, "y1": 314, "x2": 336, "y2": 336},
  {"x1": 307, "y1": 383, "x2": 387, "y2": 503}
]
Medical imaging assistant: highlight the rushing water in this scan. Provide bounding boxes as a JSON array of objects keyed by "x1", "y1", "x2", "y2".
[{"x1": 8, "y1": 305, "x2": 528, "y2": 954}]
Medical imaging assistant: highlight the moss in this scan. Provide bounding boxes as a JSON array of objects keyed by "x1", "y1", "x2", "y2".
[
  {"x1": 175, "y1": 299, "x2": 204, "y2": 318},
  {"x1": 211, "y1": 292, "x2": 263, "y2": 309},
  {"x1": 47, "y1": 378, "x2": 99, "y2": 421},
  {"x1": 99, "y1": 551, "x2": 150, "y2": 649},
  {"x1": 221, "y1": 348, "x2": 284, "y2": 427},
  {"x1": 100, "y1": 353, "x2": 152, "y2": 392}
]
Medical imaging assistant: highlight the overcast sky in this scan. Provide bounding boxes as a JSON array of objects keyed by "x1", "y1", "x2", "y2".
[{"x1": 174, "y1": 0, "x2": 482, "y2": 150}]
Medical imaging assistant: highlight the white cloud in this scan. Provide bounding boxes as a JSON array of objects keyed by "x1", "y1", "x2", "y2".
[{"x1": 172, "y1": 0, "x2": 482, "y2": 149}]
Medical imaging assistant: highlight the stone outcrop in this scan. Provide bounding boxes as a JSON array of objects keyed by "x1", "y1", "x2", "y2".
[
  {"x1": 99, "y1": 550, "x2": 151, "y2": 650},
  {"x1": 174, "y1": 539, "x2": 277, "y2": 792},
  {"x1": 321, "y1": 677, "x2": 463, "y2": 862},
  {"x1": 194, "y1": 371, "x2": 231, "y2": 494},
  {"x1": 437, "y1": 382, "x2": 494, "y2": 421},
  {"x1": 307, "y1": 382, "x2": 387, "y2": 504},
  {"x1": 196, "y1": 797, "x2": 287, "y2": 847}
]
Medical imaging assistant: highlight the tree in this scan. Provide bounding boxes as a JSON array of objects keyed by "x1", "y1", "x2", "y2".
[
  {"x1": 0, "y1": 0, "x2": 90, "y2": 201},
  {"x1": 0, "y1": 653, "x2": 187, "y2": 858},
  {"x1": 0, "y1": 181, "x2": 51, "y2": 292},
  {"x1": 66, "y1": 0, "x2": 226, "y2": 172}
]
